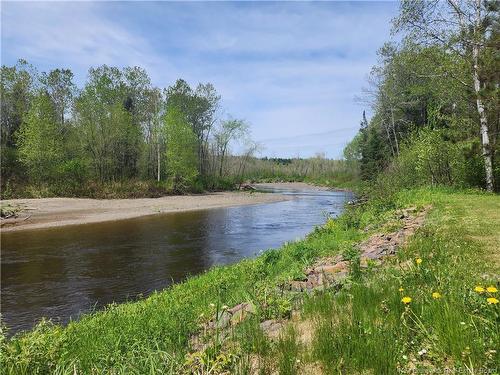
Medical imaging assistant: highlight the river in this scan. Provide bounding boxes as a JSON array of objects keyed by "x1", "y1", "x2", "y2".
[{"x1": 1, "y1": 186, "x2": 352, "y2": 334}]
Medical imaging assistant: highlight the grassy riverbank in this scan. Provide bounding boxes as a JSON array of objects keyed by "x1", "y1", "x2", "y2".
[{"x1": 1, "y1": 187, "x2": 499, "y2": 374}]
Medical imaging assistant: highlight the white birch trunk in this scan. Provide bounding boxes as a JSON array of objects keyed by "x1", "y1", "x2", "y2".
[{"x1": 472, "y1": 0, "x2": 494, "y2": 191}]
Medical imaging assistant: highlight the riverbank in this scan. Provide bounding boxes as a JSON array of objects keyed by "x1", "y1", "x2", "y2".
[
  {"x1": 253, "y1": 182, "x2": 334, "y2": 191},
  {"x1": 2, "y1": 187, "x2": 498, "y2": 373},
  {"x1": 0, "y1": 190, "x2": 291, "y2": 232}
]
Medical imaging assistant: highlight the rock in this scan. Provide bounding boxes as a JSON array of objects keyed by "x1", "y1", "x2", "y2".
[
  {"x1": 230, "y1": 309, "x2": 247, "y2": 325},
  {"x1": 215, "y1": 311, "x2": 232, "y2": 329},
  {"x1": 288, "y1": 280, "x2": 306, "y2": 292},
  {"x1": 312, "y1": 261, "x2": 348, "y2": 275},
  {"x1": 260, "y1": 319, "x2": 284, "y2": 339},
  {"x1": 229, "y1": 302, "x2": 256, "y2": 325},
  {"x1": 334, "y1": 271, "x2": 349, "y2": 281},
  {"x1": 228, "y1": 302, "x2": 256, "y2": 315}
]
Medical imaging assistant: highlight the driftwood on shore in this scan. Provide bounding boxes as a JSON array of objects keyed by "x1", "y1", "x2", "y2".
[
  {"x1": 0, "y1": 203, "x2": 33, "y2": 227},
  {"x1": 1, "y1": 215, "x2": 32, "y2": 227},
  {"x1": 239, "y1": 184, "x2": 257, "y2": 191}
]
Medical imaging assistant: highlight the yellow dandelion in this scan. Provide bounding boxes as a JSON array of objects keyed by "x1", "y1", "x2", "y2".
[
  {"x1": 486, "y1": 286, "x2": 498, "y2": 293},
  {"x1": 486, "y1": 297, "x2": 499, "y2": 305},
  {"x1": 399, "y1": 287, "x2": 404, "y2": 292},
  {"x1": 401, "y1": 296, "x2": 412, "y2": 304},
  {"x1": 416, "y1": 258, "x2": 423, "y2": 265},
  {"x1": 432, "y1": 292, "x2": 442, "y2": 299},
  {"x1": 474, "y1": 286, "x2": 485, "y2": 293}
]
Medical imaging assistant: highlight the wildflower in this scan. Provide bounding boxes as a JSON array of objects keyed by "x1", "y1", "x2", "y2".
[
  {"x1": 474, "y1": 286, "x2": 485, "y2": 293},
  {"x1": 460, "y1": 322, "x2": 466, "y2": 326},
  {"x1": 222, "y1": 305, "x2": 228, "y2": 310},
  {"x1": 296, "y1": 359, "x2": 301, "y2": 364},
  {"x1": 432, "y1": 292, "x2": 442, "y2": 299},
  {"x1": 399, "y1": 287, "x2": 404, "y2": 292},
  {"x1": 486, "y1": 297, "x2": 499, "y2": 305},
  {"x1": 416, "y1": 258, "x2": 423, "y2": 265},
  {"x1": 486, "y1": 286, "x2": 498, "y2": 293},
  {"x1": 418, "y1": 349, "x2": 427, "y2": 356},
  {"x1": 209, "y1": 303, "x2": 215, "y2": 308},
  {"x1": 402, "y1": 355, "x2": 408, "y2": 361},
  {"x1": 401, "y1": 296, "x2": 412, "y2": 304}
]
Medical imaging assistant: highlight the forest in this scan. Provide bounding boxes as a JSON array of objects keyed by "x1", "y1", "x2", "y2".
[
  {"x1": 1, "y1": 62, "x2": 268, "y2": 198},
  {"x1": 344, "y1": 0, "x2": 499, "y2": 193}
]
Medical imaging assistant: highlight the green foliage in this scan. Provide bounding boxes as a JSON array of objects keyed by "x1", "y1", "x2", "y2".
[
  {"x1": 75, "y1": 67, "x2": 143, "y2": 182},
  {"x1": 347, "y1": 36, "x2": 498, "y2": 191},
  {"x1": 359, "y1": 119, "x2": 389, "y2": 180},
  {"x1": 164, "y1": 107, "x2": 199, "y2": 192},
  {"x1": 394, "y1": 128, "x2": 463, "y2": 186},
  {"x1": 16, "y1": 92, "x2": 64, "y2": 182},
  {"x1": 1, "y1": 59, "x2": 37, "y2": 150}
]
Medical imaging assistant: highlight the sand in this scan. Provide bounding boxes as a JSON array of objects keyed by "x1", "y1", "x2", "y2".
[{"x1": 0, "y1": 190, "x2": 290, "y2": 232}]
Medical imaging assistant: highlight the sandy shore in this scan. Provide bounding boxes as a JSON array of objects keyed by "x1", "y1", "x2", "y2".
[
  {"x1": 1, "y1": 191, "x2": 290, "y2": 232},
  {"x1": 253, "y1": 182, "x2": 333, "y2": 191}
]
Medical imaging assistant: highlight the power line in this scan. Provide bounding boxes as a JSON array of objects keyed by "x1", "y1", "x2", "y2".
[{"x1": 256, "y1": 126, "x2": 359, "y2": 143}]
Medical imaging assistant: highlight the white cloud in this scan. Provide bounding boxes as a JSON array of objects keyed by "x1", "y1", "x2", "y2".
[{"x1": 1, "y1": 1, "x2": 179, "y2": 83}]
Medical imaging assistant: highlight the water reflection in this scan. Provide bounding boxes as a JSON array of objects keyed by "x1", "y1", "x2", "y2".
[{"x1": 1, "y1": 187, "x2": 352, "y2": 334}]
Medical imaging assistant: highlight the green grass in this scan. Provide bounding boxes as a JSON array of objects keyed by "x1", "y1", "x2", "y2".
[
  {"x1": 267, "y1": 189, "x2": 499, "y2": 374},
  {"x1": 1, "y1": 187, "x2": 498, "y2": 374}
]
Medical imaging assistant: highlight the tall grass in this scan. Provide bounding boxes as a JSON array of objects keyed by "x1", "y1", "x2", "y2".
[{"x1": 269, "y1": 190, "x2": 499, "y2": 373}]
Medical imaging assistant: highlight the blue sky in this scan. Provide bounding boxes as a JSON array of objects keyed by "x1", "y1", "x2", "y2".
[{"x1": 1, "y1": 1, "x2": 399, "y2": 158}]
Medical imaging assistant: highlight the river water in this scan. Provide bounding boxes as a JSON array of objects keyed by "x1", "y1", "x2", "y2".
[{"x1": 1, "y1": 186, "x2": 352, "y2": 334}]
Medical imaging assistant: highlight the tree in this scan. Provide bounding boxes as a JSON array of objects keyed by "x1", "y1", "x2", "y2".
[
  {"x1": 214, "y1": 118, "x2": 249, "y2": 177},
  {"x1": 140, "y1": 87, "x2": 164, "y2": 181},
  {"x1": 394, "y1": 0, "x2": 498, "y2": 190},
  {"x1": 359, "y1": 116, "x2": 389, "y2": 180},
  {"x1": 41, "y1": 69, "x2": 76, "y2": 127},
  {"x1": 1, "y1": 59, "x2": 38, "y2": 148},
  {"x1": 75, "y1": 66, "x2": 138, "y2": 181},
  {"x1": 16, "y1": 92, "x2": 64, "y2": 182},
  {"x1": 165, "y1": 79, "x2": 220, "y2": 176},
  {"x1": 164, "y1": 107, "x2": 198, "y2": 192}
]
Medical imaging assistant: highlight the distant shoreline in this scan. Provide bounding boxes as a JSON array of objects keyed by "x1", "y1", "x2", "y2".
[{"x1": 1, "y1": 189, "x2": 293, "y2": 233}]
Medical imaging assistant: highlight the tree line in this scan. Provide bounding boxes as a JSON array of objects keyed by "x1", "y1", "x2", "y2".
[
  {"x1": 345, "y1": 0, "x2": 499, "y2": 192},
  {"x1": 1, "y1": 61, "x2": 256, "y2": 197}
]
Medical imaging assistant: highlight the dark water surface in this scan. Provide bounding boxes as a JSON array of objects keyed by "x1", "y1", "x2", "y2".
[{"x1": 1, "y1": 187, "x2": 352, "y2": 334}]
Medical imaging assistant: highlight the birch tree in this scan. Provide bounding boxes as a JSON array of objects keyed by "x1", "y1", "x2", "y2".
[{"x1": 394, "y1": 0, "x2": 498, "y2": 190}]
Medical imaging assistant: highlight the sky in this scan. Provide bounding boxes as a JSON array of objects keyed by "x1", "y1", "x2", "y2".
[{"x1": 1, "y1": 1, "x2": 399, "y2": 158}]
